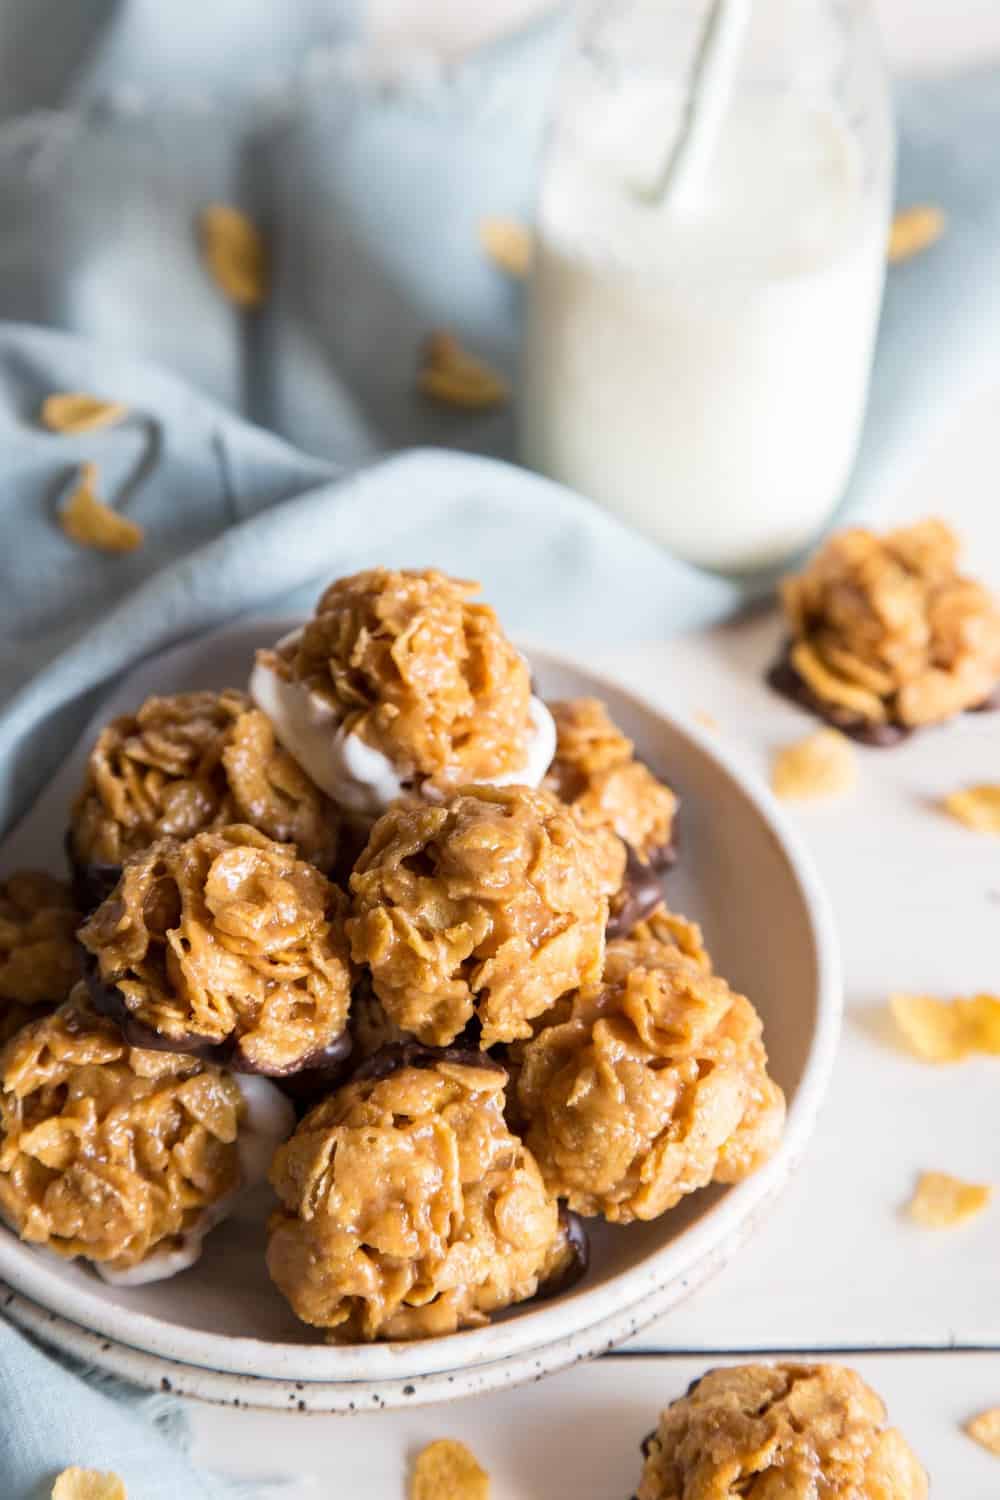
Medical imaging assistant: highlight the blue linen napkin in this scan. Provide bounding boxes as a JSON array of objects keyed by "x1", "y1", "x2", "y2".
[{"x1": 0, "y1": 2, "x2": 999, "y2": 1494}]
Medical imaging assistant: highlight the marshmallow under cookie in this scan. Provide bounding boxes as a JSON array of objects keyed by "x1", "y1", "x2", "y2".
[
  {"x1": 95, "y1": 1076, "x2": 294, "y2": 1288},
  {"x1": 250, "y1": 629, "x2": 556, "y2": 817}
]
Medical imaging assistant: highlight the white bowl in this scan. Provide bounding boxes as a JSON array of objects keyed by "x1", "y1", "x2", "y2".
[{"x1": 0, "y1": 619, "x2": 841, "y2": 1410}]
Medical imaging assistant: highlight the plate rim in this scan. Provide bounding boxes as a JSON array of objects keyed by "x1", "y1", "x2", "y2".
[{"x1": 0, "y1": 618, "x2": 842, "y2": 1396}]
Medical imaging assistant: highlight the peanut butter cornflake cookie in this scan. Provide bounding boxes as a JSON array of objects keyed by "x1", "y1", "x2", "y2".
[
  {"x1": 51, "y1": 1470, "x2": 127, "y2": 1500},
  {"x1": 636, "y1": 1364, "x2": 927, "y2": 1499},
  {"x1": 69, "y1": 688, "x2": 340, "y2": 909},
  {"x1": 770, "y1": 518, "x2": 1000, "y2": 742},
  {"x1": 515, "y1": 931, "x2": 784, "y2": 1223},
  {"x1": 266, "y1": 1047, "x2": 585, "y2": 1341},
  {"x1": 78, "y1": 825, "x2": 352, "y2": 1076},
  {"x1": 250, "y1": 568, "x2": 555, "y2": 817},
  {"x1": 348, "y1": 784, "x2": 617, "y2": 1048}
]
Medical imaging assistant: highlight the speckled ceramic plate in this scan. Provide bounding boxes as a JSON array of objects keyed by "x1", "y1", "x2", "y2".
[{"x1": 0, "y1": 619, "x2": 841, "y2": 1410}]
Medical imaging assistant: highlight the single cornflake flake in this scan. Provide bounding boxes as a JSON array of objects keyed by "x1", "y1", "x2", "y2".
[
  {"x1": 943, "y1": 784, "x2": 1000, "y2": 834},
  {"x1": 479, "y1": 215, "x2": 533, "y2": 277},
  {"x1": 40, "y1": 394, "x2": 128, "y2": 433},
  {"x1": 906, "y1": 1170, "x2": 992, "y2": 1228},
  {"x1": 888, "y1": 205, "x2": 946, "y2": 264},
  {"x1": 411, "y1": 1439, "x2": 490, "y2": 1500},
  {"x1": 966, "y1": 1408, "x2": 1000, "y2": 1457},
  {"x1": 418, "y1": 332, "x2": 509, "y2": 409},
  {"x1": 771, "y1": 728, "x2": 857, "y2": 801},
  {"x1": 890, "y1": 992, "x2": 1000, "y2": 1062},
  {"x1": 199, "y1": 203, "x2": 269, "y2": 308},
  {"x1": 59, "y1": 463, "x2": 143, "y2": 554},
  {"x1": 51, "y1": 1468, "x2": 127, "y2": 1500}
]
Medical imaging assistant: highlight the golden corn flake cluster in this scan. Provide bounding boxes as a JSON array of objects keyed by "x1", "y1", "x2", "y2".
[
  {"x1": 69, "y1": 688, "x2": 339, "y2": 892},
  {"x1": 775, "y1": 519, "x2": 1000, "y2": 737},
  {"x1": 0, "y1": 993, "x2": 243, "y2": 1272},
  {"x1": 78, "y1": 825, "x2": 352, "y2": 1075},
  {"x1": 267, "y1": 1050, "x2": 579, "y2": 1340},
  {"x1": 515, "y1": 931, "x2": 784, "y2": 1223},
  {"x1": 348, "y1": 784, "x2": 616, "y2": 1048},
  {"x1": 262, "y1": 569, "x2": 534, "y2": 788},
  {"x1": 0, "y1": 871, "x2": 80, "y2": 1012},
  {"x1": 637, "y1": 1364, "x2": 928, "y2": 1500}
]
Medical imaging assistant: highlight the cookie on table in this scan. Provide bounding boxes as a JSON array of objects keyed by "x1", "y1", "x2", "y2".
[
  {"x1": 347, "y1": 784, "x2": 618, "y2": 1049},
  {"x1": 543, "y1": 697, "x2": 678, "y2": 938},
  {"x1": 249, "y1": 568, "x2": 557, "y2": 818},
  {"x1": 68, "y1": 688, "x2": 340, "y2": 910},
  {"x1": 78, "y1": 825, "x2": 352, "y2": 1077},
  {"x1": 635, "y1": 1363, "x2": 927, "y2": 1498},
  {"x1": 771, "y1": 519, "x2": 1000, "y2": 743},
  {"x1": 0, "y1": 989, "x2": 293, "y2": 1285},
  {"x1": 266, "y1": 1045, "x2": 586, "y2": 1341},
  {"x1": 0, "y1": 871, "x2": 82, "y2": 1044},
  {"x1": 515, "y1": 936, "x2": 784, "y2": 1223}
]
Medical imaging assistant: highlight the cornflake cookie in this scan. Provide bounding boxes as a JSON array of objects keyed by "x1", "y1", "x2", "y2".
[
  {"x1": 412, "y1": 1439, "x2": 489, "y2": 1500},
  {"x1": 771, "y1": 519, "x2": 1000, "y2": 742},
  {"x1": 266, "y1": 1047, "x2": 584, "y2": 1341},
  {"x1": 79, "y1": 825, "x2": 352, "y2": 1076},
  {"x1": 250, "y1": 570, "x2": 557, "y2": 819},
  {"x1": 0, "y1": 872, "x2": 81, "y2": 1021},
  {"x1": 348, "y1": 785, "x2": 616, "y2": 1048},
  {"x1": 0, "y1": 994, "x2": 243, "y2": 1276},
  {"x1": 516, "y1": 936, "x2": 784, "y2": 1223},
  {"x1": 69, "y1": 689, "x2": 339, "y2": 909},
  {"x1": 636, "y1": 1364, "x2": 927, "y2": 1499}
]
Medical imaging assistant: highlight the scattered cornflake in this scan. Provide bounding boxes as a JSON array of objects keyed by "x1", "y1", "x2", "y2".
[
  {"x1": 942, "y1": 784, "x2": 1000, "y2": 834},
  {"x1": 59, "y1": 463, "x2": 144, "y2": 555},
  {"x1": 888, "y1": 205, "x2": 946, "y2": 264},
  {"x1": 411, "y1": 1439, "x2": 489, "y2": 1500},
  {"x1": 40, "y1": 393, "x2": 128, "y2": 434},
  {"x1": 694, "y1": 710, "x2": 719, "y2": 731},
  {"x1": 966, "y1": 1408, "x2": 1000, "y2": 1457},
  {"x1": 907, "y1": 1170, "x2": 992, "y2": 1229},
  {"x1": 771, "y1": 728, "x2": 857, "y2": 801},
  {"x1": 479, "y1": 215, "x2": 534, "y2": 277},
  {"x1": 418, "y1": 332, "x2": 509, "y2": 410},
  {"x1": 199, "y1": 203, "x2": 269, "y2": 308},
  {"x1": 51, "y1": 1468, "x2": 127, "y2": 1500},
  {"x1": 890, "y1": 991, "x2": 1000, "y2": 1063}
]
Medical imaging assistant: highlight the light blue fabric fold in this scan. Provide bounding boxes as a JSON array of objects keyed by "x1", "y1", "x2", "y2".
[{"x1": 0, "y1": 3, "x2": 999, "y2": 1495}]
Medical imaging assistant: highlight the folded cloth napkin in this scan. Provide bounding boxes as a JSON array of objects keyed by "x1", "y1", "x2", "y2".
[{"x1": 0, "y1": 2, "x2": 999, "y2": 1494}]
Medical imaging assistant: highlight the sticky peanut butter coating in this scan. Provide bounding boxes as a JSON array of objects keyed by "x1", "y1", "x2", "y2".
[
  {"x1": 78, "y1": 825, "x2": 352, "y2": 1075},
  {"x1": 779, "y1": 519, "x2": 1000, "y2": 729},
  {"x1": 347, "y1": 784, "x2": 616, "y2": 1049},
  {"x1": 266, "y1": 1054, "x2": 578, "y2": 1340},
  {"x1": 636, "y1": 1363, "x2": 927, "y2": 1499},
  {"x1": 265, "y1": 568, "x2": 535, "y2": 788},
  {"x1": 0, "y1": 991, "x2": 243, "y2": 1271},
  {"x1": 516, "y1": 935, "x2": 784, "y2": 1223},
  {"x1": 69, "y1": 689, "x2": 339, "y2": 878}
]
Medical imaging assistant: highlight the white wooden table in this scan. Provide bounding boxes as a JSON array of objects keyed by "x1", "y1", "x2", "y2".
[{"x1": 185, "y1": 3, "x2": 1000, "y2": 1491}]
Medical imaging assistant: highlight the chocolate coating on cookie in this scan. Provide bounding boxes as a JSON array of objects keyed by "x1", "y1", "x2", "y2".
[
  {"x1": 606, "y1": 846, "x2": 667, "y2": 940},
  {"x1": 767, "y1": 648, "x2": 911, "y2": 747}
]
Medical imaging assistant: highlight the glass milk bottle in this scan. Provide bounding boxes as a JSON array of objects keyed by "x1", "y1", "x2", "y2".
[{"x1": 520, "y1": 0, "x2": 894, "y2": 573}]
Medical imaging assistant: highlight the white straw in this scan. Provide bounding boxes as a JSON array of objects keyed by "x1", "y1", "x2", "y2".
[{"x1": 647, "y1": 0, "x2": 752, "y2": 214}]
